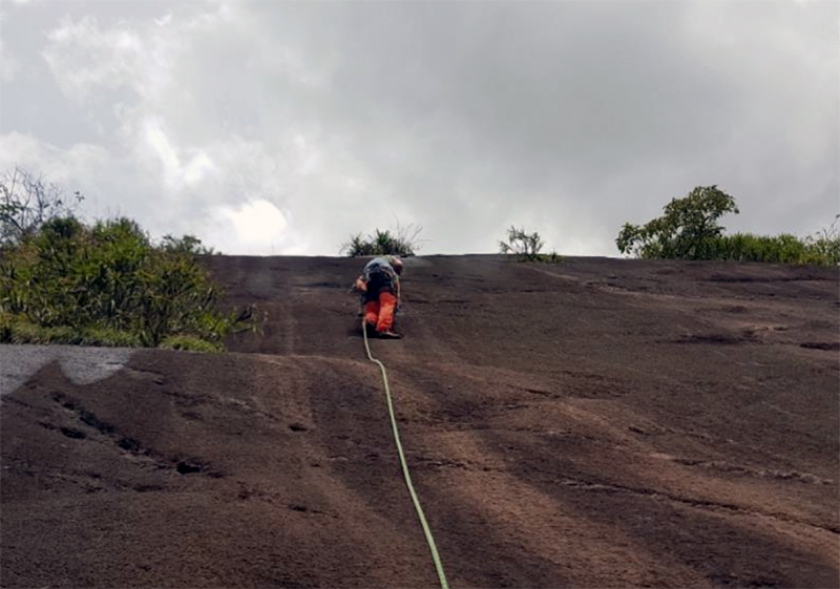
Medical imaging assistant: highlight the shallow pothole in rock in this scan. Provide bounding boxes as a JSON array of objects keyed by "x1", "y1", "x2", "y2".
[{"x1": 176, "y1": 461, "x2": 203, "y2": 475}]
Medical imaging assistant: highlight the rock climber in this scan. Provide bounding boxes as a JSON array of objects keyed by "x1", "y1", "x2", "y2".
[{"x1": 352, "y1": 256, "x2": 404, "y2": 339}]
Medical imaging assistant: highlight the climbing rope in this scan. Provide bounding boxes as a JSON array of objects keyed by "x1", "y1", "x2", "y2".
[{"x1": 362, "y1": 318, "x2": 450, "y2": 589}]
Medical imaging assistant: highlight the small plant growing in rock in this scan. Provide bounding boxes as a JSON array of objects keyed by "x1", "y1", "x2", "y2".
[
  {"x1": 341, "y1": 223, "x2": 422, "y2": 257},
  {"x1": 500, "y1": 226, "x2": 553, "y2": 262}
]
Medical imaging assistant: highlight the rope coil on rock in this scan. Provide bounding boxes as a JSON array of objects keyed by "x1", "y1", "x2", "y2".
[{"x1": 362, "y1": 318, "x2": 449, "y2": 589}]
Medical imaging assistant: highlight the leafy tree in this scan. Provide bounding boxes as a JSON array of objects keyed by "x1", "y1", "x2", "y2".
[
  {"x1": 616, "y1": 185, "x2": 739, "y2": 259},
  {"x1": 0, "y1": 167, "x2": 84, "y2": 246}
]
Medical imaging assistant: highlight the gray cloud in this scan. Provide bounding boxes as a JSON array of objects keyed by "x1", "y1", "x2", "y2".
[{"x1": 0, "y1": 0, "x2": 836, "y2": 255}]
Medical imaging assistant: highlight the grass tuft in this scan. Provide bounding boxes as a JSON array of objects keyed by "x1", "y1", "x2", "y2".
[
  {"x1": 341, "y1": 223, "x2": 422, "y2": 257},
  {"x1": 159, "y1": 335, "x2": 222, "y2": 353}
]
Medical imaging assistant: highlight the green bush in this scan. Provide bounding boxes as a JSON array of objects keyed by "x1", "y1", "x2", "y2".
[
  {"x1": 536, "y1": 251, "x2": 563, "y2": 263},
  {"x1": 0, "y1": 215, "x2": 257, "y2": 349},
  {"x1": 0, "y1": 314, "x2": 142, "y2": 346},
  {"x1": 341, "y1": 224, "x2": 422, "y2": 257},
  {"x1": 702, "y1": 232, "x2": 839, "y2": 265},
  {"x1": 499, "y1": 226, "x2": 561, "y2": 262},
  {"x1": 805, "y1": 214, "x2": 840, "y2": 265}
]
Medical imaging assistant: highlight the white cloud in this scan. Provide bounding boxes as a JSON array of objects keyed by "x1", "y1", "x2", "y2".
[
  {"x1": 42, "y1": 15, "x2": 181, "y2": 103},
  {"x1": 1, "y1": 0, "x2": 836, "y2": 256},
  {"x1": 20, "y1": 3, "x2": 308, "y2": 252},
  {"x1": 0, "y1": 45, "x2": 20, "y2": 82},
  {"x1": 139, "y1": 116, "x2": 216, "y2": 190},
  {"x1": 0, "y1": 132, "x2": 113, "y2": 225},
  {"x1": 206, "y1": 199, "x2": 306, "y2": 256},
  {"x1": 0, "y1": 14, "x2": 20, "y2": 82},
  {"x1": 225, "y1": 199, "x2": 288, "y2": 243},
  {"x1": 143, "y1": 118, "x2": 181, "y2": 183},
  {"x1": 40, "y1": 3, "x2": 241, "y2": 104},
  {"x1": 0, "y1": 132, "x2": 109, "y2": 184}
]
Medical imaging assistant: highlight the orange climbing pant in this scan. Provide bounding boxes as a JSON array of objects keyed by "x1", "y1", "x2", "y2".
[{"x1": 364, "y1": 291, "x2": 398, "y2": 333}]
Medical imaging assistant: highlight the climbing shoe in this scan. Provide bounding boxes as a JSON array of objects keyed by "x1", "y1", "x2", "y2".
[{"x1": 377, "y1": 330, "x2": 402, "y2": 339}]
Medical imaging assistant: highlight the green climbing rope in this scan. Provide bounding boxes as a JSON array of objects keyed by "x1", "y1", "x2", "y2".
[{"x1": 362, "y1": 319, "x2": 450, "y2": 589}]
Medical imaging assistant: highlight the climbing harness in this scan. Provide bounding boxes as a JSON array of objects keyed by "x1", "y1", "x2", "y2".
[{"x1": 361, "y1": 318, "x2": 449, "y2": 589}]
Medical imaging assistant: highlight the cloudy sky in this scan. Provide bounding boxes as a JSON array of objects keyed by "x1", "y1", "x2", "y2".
[{"x1": 0, "y1": 0, "x2": 837, "y2": 256}]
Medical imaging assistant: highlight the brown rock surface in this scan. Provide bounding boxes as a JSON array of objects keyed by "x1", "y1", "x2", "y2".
[{"x1": 2, "y1": 255, "x2": 838, "y2": 588}]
